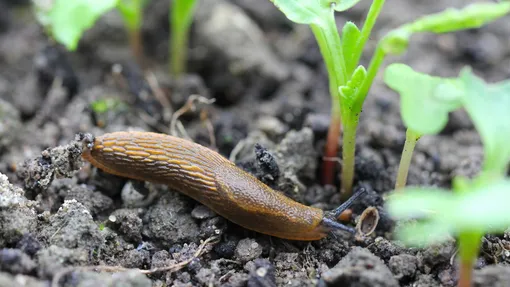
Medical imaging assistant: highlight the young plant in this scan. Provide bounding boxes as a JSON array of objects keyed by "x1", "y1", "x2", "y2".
[
  {"x1": 269, "y1": 0, "x2": 510, "y2": 197},
  {"x1": 267, "y1": 0, "x2": 385, "y2": 193},
  {"x1": 387, "y1": 178, "x2": 510, "y2": 287},
  {"x1": 33, "y1": 0, "x2": 147, "y2": 64},
  {"x1": 117, "y1": 0, "x2": 148, "y2": 65},
  {"x1": 170, "y1": 0, "x2": 198, "y2": 76},
  {"x1": 387, "y1": 69, "x2": 510, "y2": 287},
  {"x1": 384, "y1": 64, "x2": 464, "y2": 189}
]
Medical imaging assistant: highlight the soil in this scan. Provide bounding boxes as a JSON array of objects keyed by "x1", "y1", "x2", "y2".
[{"x1": 1, "y1": 0, "x2": 510, "y2": 286}]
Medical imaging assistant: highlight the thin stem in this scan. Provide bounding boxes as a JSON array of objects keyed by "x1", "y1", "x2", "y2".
[
  {"x1": 395, "y1": 129, "x2": 421, "y2": 190},
  {"x1": 128, "y1": 28, "x2": 144, "y2": 67},
  {"x1": 341, "y1": 120, "x2": 358, "y2": 197},
  {"x1": 457, "y1": 231, "x2": 482, "y2": 287},
  {"x1": 170, "y1": 0, "x2": 198, "y2": 76},
  {"x1": 352, "y1": 0, "x2": 386, "y2": 68},
  {"x1": 458, "y1": 260, "x2": 473, "y2": 287},
  {"x1": 171, "y1": 26, "x2": 188, "y2": 76},
  {"x1": 311, "y1": 11, "x2": 348, "y2": 185}
]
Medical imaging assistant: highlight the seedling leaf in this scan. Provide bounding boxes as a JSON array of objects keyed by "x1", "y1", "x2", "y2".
[
  {"x1": 405, "y1": 2, "x2": 510, "y2": 34},
  {"x1": 35, "y1": 0, "x2": 119, "y2": 51},
  {"x1": 387, "y1": 179, "x2": 510, "y2": 247},
  {"x1": 341, "y1": 21, "x2": 361, "y2": 76},
  {"x1": 386, "y1": 188, "x2": 453, "y2": 220},
  {"x1": 328, "y1": 0, "x2": 363, "y2": 12},
  {"x1": 459, "y1": 69, "x2": 510, "y2": 175},
  {"x1": 269, "y1": 0, "x2": 326, "y2": 25},
  {"x1": 384, "y1": 64, "x2": 464, "y2": 135},
  {"x1": 269, "y1": 0, "x2": 363, "y2": 25},
  {"x1": 339, "y1": 65, "x2": 367, "y2": 114},
  {"x1": 381, "y1": 2, "x2": 510, "y2": 56}
]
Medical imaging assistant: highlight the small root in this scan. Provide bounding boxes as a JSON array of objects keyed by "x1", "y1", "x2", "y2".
[{"x1": 170, "y1": 95, "x2": 215, "y2": 139}]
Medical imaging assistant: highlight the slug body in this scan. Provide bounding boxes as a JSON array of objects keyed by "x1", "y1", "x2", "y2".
[{"x1": 82, "y1": 132, "x2": 337, "y2": 240}]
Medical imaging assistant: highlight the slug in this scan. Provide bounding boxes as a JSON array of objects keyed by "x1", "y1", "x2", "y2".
[{"x1": 81, "y1": 131, "x2": 364, "y2": 241}]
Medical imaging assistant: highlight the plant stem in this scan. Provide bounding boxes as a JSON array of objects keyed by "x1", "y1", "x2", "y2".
[
  {"x1": 395, "y1": 129, "x2": 421, "y2": 190},
  {"x1": 337, "y1": 40, "x2": 386, "y2": 195},
  {"x1": 171, "y1": 25, "x2": 188, "y2": 76},
  {"x1": 341, "y1": 119, "x2": 358, "y2": 197},
  {"x1": 170, "y1": 0, "x2": 198, "y2": 76},
  {"x1": 458, "y1": 259, "x2": 473, "y2": 287},
  {"x1": 457, "y1": 231, "x2": 482, "y2": 287},
  {"x1": 128, "y1": 28, "x2": 144, "y2": 67},
  {"x1": 310, "y1": 11, "x2": 347, "y2": 186},
  {"x1": 352, "y1": 0, "x2": 385, "y2": 68}
]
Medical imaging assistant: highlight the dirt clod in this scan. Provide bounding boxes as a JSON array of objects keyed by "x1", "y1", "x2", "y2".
[
  {"x1": 38, "y1": 200, "x2": 104, "y2": 249},
  {"x1": 388, "y1": 254, "x2": 418, "y2": 283},
  {"x1": 0, "y1": 248, "x2": 37, "y2": 275},
  {"x1": 321, "y1": 247, "x2": 399, "y2": 287},
  {"x1": 235, "y1": 239, "x2": 263, "y2": 263}
]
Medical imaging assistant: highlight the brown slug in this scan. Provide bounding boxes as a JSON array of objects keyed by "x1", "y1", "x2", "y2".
[{"x1": 81, "y1": 131, "x2": 364, "y2": 241}]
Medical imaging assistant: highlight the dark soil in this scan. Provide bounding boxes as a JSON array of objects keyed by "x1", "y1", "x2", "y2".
[{"x1": 1, "y1": 0, "x2": 510, "y2": 286}]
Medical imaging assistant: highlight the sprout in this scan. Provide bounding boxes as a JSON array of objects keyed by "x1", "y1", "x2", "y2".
[
  {"x1": 386, "y1": 69, "x2": 510, "y2": 287},
  {"x1": 33, "y1": 0, "x2": 148, "y2": 64},
  {"x1": 170, "y1": 0, "x2": 198, "y2": 76}
]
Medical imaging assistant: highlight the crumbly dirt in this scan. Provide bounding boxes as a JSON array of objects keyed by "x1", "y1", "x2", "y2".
[{"x1": 1, "y1": 0, "x2": 510, "y2": 286}]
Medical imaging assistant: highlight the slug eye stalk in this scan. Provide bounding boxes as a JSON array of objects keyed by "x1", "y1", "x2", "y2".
[{"x1": 322, "y1": 187, "x2": 367, "y2": 234}]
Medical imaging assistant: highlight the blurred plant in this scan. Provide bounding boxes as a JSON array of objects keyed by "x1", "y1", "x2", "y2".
[
  {"x1": 33, "y1": 0, "x2": 148, "y2": 64},
  {"x1": 387, "y1": 68, "x2": 510, "y2": 287},
  {"x1": 383, "y1": 0, "x2": 510, "y2": 188},
  {"x1": 170, "y1": 0, "x2": 198, "y2": 76},
  {"x1": 117, "y1": 0, "x2": 148, "y2": 65}
]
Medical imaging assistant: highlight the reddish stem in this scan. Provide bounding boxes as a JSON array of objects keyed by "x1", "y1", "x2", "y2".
[
  {"x1": 458, "y1": 260, "x2": 473, "y2": 287},
  {"x1": 128, "y1": 29, "x2": 145, "y2": 68},
  {"x1": 322, "y1": 114, "x2": 341, "y2": 185}
]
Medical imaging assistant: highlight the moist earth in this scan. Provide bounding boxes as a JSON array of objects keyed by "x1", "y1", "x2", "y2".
[{"x1": 1, "y1": 0, "x2": 510, "y2": 286}]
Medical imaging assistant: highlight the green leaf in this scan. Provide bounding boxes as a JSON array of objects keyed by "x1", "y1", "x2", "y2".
[
  {"x1": 172, "y1": 0, "x2": 198, "y2": 29},
  {"x1": 341, "y1": 21, "x2": 361, "y2": 76},
  {"x1": 328, "y1": 0, "x2": 363, "y2": 12},
  {"x1": 384, "y1": 64, "x2": 464, "y2": 135},
  {"x1": 269, "y1": 0, "x2": 362, "y2": 25},
  {"x1": 381, "y1": 2, "x2": 510, "y2": 55},
  {"x1": 387, "y1": 179, "x2": 510, "y2": 247},
  {"x1": 459, "y1": 69, "x2": 510, "y2": 175},
  {"x1": 386, "y1": 188, "x2": 453, "y2": 220},
  {"x1": 394, "y1": 220, "x2": 452, "y2": 247},
  {"x1": 339, "y1": 65, "x2": 366, "y2": 114},
  {"x1": 269, "y1": 0, "x2": 327, "y2": 25},
  {"x1": 405, "y1": 2, "x2": 510, "y2": 34},
  {"x1": 34, "y1": 0, "x2": 118, "y2": 51},
  {"x1": 90, "y1": 98, "x2": 122, "y2": 114}
]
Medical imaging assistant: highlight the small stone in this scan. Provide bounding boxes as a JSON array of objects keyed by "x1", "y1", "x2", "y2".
[
  {"x1": 235, "y1": 238, "x2": 263, "y2": 263},
  {"x1": 321, "y1": 247, "x2": 399, "y2": 287},
  {"x1": 388, "y1": 254, "x2": 418, "y2": 282}
]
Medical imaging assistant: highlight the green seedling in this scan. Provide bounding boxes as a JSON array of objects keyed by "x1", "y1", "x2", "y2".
[
  {"x1": 387, "y1": 178, "x2": 510, "y2": 287},
  {"x1": 384, "y1": 64, "x2": 464, "y2": 189},
  {"x1": 385, "y1": 60, "x2": 510, "y2": 188},
  {"x1": 269, "y1": 0, "x2": 510, "y2": 197},
  {"x1": 33, "y1": 0, "x2": 147, "y2": 64},
  {"x1": 117, "y1": 0, "x2": 148, "y2": 65},
  {"x1": 268, "y1": 0, "x2": 384, "y2": 193},
  {"x1": 170, "y1": 0, "x2": 198, "y2": 76},
  {"x1": 387, "y1": 69, "x2": 510, "y2": 287}
]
